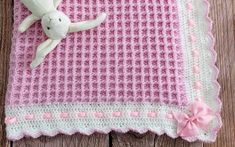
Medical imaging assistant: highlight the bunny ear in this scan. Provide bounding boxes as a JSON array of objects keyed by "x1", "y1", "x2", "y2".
[
  {"x1": 18, "y1": 14, "x2": 40, "y2": 33},
  {"x1": 30, "y1": 39, "x2": 61, "y2": 69},
  {"x1": 69, "y1": 13, "x2": 107, "y2": 33},
  {"x1": 53, "y1": 0, "x2": 63, "y2": 8}
]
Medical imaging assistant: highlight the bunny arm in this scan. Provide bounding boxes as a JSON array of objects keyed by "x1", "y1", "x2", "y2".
[
  {"x1": 69, "y1": 13, "x2": 107, "y2": 33},
  {"x1": 54, "y1": 0, "x2": 63, "y2": 8},
  {"x1": 18, "y1": 14, "x2": 40, "y2": 33},
  {"x1": 30, "y1": 39, "x2": 61, "y2": 69}
]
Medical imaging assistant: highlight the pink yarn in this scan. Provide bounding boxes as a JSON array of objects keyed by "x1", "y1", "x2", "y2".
[{"x1": 5, "y1": 0, "x2": 187, "y2": 106}]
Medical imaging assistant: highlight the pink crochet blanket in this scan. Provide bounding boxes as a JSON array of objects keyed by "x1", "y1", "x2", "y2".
[{"x1": 5, "y1": 0, "x2": 221, "y2": 142}]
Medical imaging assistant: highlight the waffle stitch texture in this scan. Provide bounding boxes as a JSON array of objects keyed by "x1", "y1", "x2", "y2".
[{"x1": 5, "y1": 0, "x2": 221, "y2": 142}]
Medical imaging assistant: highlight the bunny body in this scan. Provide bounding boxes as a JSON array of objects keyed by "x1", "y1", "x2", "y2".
[
  {"x1": 19, "y1": 0, "x2": 107, "y2": 68},
  {"x1": 21, "y1": 0, "x2": 56, "y2": 18}
]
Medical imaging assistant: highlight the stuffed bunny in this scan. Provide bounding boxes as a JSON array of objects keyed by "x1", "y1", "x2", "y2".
[{"x1": 19, "y1": 0, "x2": 107, "y2": 69}]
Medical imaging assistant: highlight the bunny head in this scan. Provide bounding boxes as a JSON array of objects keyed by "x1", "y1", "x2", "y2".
[{"x1": 41, "y1": 10, "x2": 71, "y2": 40}]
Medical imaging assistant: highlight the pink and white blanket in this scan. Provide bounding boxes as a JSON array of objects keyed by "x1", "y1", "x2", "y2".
[{"x1": 5, "y1": 0, "x2": 221, "y2": 142}]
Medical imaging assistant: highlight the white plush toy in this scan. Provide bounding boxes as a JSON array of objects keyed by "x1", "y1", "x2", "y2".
[{"x1": 19, "y1": 0, "x2": 107, "y2": 69}]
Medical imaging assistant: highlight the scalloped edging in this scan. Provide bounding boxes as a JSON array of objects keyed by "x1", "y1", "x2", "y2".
[
  {"x1": 203, "y1": 0, "x2": 222, "y2": 142},
  {"x1": 7, "y1": 127, "x2": 179, "y2": 141}
]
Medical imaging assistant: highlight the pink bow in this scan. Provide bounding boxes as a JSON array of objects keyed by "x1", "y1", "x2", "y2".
[{"x1": 173, "y1": 101, "x2": 214, "y2": 137}]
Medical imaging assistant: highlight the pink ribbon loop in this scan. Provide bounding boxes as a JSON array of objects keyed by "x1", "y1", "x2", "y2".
[{"x1": 173, "y1": 101, "x2": 214, "y2": 137}]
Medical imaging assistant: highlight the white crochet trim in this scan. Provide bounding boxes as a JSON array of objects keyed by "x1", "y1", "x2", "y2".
[
  {"x1": 6, "y1": 103, "x2": 213, "y2": 142},
  {"x1": 5, "y1": 0, "x2": 221, "y2": 142}
]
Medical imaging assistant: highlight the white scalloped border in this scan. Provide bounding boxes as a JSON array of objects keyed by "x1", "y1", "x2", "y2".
[
  {"x1": 5, "y1": 0, "x2": 221, "y2": 142},
  {"x1": 176, "y1": 0, "x2": 222, "y2": 142}
]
